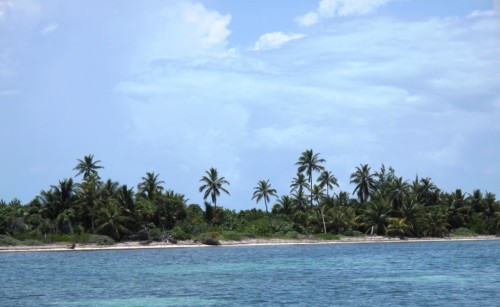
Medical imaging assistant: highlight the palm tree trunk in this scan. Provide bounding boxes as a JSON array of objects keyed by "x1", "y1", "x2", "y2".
[
  {"x1": 320, "y1": 206, "x2": 327, "y2": 234},
  {"x1": 265, "y1": 200, "x2": 270, "y2": 226},
  {"x1": 213, "y1": 200, "x2": 217, "y2": 224},
  {"x1": 310, "y1": 176, "x2": 313, "y2": 208}
]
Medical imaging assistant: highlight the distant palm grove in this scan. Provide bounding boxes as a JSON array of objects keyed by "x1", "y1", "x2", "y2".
[{"x1": 1, "y1": 150, "x2": 500, "y2": 244}]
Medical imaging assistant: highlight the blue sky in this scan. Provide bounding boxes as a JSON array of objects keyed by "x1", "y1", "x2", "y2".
[{"x1": 1, "y1": 0, "x2": 499, "y2": 210}]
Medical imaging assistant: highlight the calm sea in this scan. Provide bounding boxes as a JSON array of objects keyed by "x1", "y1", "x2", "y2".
[{"x1": 1, "y1": 240, "x2": 499, "y2": 306}]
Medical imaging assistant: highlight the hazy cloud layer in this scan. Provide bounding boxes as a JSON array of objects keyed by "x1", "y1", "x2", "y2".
[{"x1": 1, "y1": 0, "x2": 499, "y2": 209}]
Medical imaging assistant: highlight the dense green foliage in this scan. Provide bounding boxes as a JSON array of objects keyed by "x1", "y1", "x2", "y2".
[{"x1": 1, "y1": 152, "x2": 500, "y2": 245}]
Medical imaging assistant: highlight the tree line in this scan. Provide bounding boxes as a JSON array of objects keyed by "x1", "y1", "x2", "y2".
[{"x1": 1, "y1": 150, "x2": 499, "y2": 242}]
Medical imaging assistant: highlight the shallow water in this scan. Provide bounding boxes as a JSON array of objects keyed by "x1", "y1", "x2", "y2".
[{"x1": 1, "y1": 240, "x2": 499, "y2": 306}]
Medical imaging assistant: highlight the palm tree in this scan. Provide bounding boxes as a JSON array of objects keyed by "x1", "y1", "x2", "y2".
[
  {"x1": 51, "y1": 178, "x2": 77, "y2": 210},
  {"x1": 272, "y1": 195, "x2": 294, "y2": 216},
  {"x1": 416, "y1": 177, "x2": 439, "y2": 206},
  {"x1": 95, "y1": 202, "x2": 133, "y2": 241},
  {"x1": 296, "y1": 149, "x2": 325, "y2": 208},
  {"x1": 138, "y1": 172, "x2": 164, "y2": 200},
  {"x1": 75, "y1": 176, "x2": 102, "y2": 232},
  {"x1": 252, "y1": 179, "x2": 278, "y2": 225},
  {"x1": 390, "y1": 177, "x2": 409, "y2": 211},
  {"x1": 317, "y1": 170, "x2": 339, "y2": 198},
  {"x1": 386, "y1": 218, "x2": 411, "y2": 238},
  {"x1": 74, "y1": 154, "x2": 104, "y2": 181},
  {"x1": 399, "y1": 198, "x2": 424, "y2": 236},
  {"x1": 290, "y1": 173, "x2": 310, "y2": 194},
  {"x1": 311, "y1": 184, "x2": 324, "y2": 205},
  {"x1": 422, "y1": 206, "x2": 450, "y2": 237},
  {"x1": 350, "y1": 164, "x2": 376, "y2": 206},
  {"x1": 199, "y1": 168, "x2": 230, "y2": 217},
  {"x1": 358, "y1": 198, "x2": 391, "y2": 235}
]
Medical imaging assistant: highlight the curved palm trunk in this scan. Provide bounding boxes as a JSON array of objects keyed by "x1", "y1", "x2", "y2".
[{"x1": 320, "y1": 206, "x2": 327, "y2": 234}]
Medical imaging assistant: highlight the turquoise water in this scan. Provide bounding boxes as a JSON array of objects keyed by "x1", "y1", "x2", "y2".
[{"x1": 1, "y1": 240, "x2": 499, "y2": 306}]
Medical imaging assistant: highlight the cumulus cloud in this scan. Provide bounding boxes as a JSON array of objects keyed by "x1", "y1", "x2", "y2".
[
  {"x1": 182, "y1": 2, "x2": 231, "y2": 48},
  {"x1": 296, "y1": 0, "x2": 393, "y2": 25},
  {"x1": 253, "y1": 32, "x2": 305, "y2": 51},
  {"x1": 119, "y1": 10, "x2": 500, "y2": 201},
  {"x1": 124, "y1": 1, "x2": 232, "y2": 70}
]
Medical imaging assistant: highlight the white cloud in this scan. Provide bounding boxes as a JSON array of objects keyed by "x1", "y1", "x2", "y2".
[
  {"x1": 126, "y1": 1, "x2": 232, "y2": 70},
  {"x1": 182, "y1": 2, "x2": 231, "y2": 48},
  {"x1": 295, "y1": 12, "x2": 319, "y2": 26},
  {"x1": 253, "y1": 32, "x2": 305, "y2": 51},
  {"x1": 296, "y1": 0, "x2": 393, "y2": 25},
  {"x1": 40, "y1": 23, "x2": 58, "y2": 35}
]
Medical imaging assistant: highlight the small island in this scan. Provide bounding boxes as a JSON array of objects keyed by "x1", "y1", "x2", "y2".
[{"x1": 1, "y1": 150, "x2": 499, "y2": 252}]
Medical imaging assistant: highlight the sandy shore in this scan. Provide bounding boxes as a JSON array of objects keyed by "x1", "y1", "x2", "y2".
[{"x1": 1, "y1": 235, "x2": 498, "y2": 253}]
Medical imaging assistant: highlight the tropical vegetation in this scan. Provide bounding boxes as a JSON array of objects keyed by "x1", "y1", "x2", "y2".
[{"x1": 1, "y1": 151, "x2": 499, "y2": 245}]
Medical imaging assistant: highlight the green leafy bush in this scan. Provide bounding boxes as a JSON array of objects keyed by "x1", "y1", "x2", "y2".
[
  {"x1": 20, "y1": 239, "x2": 44, "y2": 246},
  {"x1": 0, "y1": 235, "x2": 44, "y2": 246},
  {"x1": 0, "y1": 235, "x2": 21, "y2": 246},
  {"x1": 80, "y1": 234, "x2": 115, "y2": 245},
  {"x1": 315, "y1": 233, "x2": 341, "y2": 240},
  {"x1": 170, "y1": 227, "x2": 191, "y2": 240},
  {"x1": 450, "y1": 227, "x2": 477, "y2": 237},
  {"x1": 284, "y1": 231, "x2": 299, "y2": 239},
  {"x1": 342, "y1": 230, "x2": 364, "y2": 237},
  {"x1": 220, "y1": 231, "x2": 243, "y2": 241}
]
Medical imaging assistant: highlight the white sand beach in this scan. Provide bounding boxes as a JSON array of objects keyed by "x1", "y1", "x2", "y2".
[{"x1": 1, "y1": 235, "x2": 498, "y2": 253}]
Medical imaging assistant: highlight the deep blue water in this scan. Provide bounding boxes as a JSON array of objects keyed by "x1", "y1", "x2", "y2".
[{"x1": 1, "y1": 240, "x2": 499, "y2": 306}]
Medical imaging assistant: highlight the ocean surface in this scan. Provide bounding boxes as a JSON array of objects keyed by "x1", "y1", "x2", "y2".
[{"x1": 1, "y1": 240, "x2": 499, "y2": 306}]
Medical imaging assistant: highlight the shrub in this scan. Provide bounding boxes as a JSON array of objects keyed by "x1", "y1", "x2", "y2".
[
  {"x1": 170, "y1": 227, "x2": 191, "y2": 240},
  {"x1": 81, "y1": 234, "x2": 115, "y2": 245},
  {"x1": 220, "y1": 231, "x2": 243, "y2": 241},
  {"x1": 315, "y1": 233, "x2": 341, "y2": 240},
  {"x1": 0, "y1": 235, "x2": 21, "y2": 246},
  {"x1": 342, "y1": 230, "x2": 364, "y2": 237},
  {"x1": 450, "y1": 227, "x2": 477, "y2": 237},
  {"x1": 284, "y1": 231, "x2": 299, "y2": 240},
  {"x1": 20, "y1": 239, "x2": 44, "y2": 246},
  {"x1": 149, "y1": 228, "x2": 162, "y2": 238},
  {"x1": 201, "y1": 237, "x2": 220, "y2": 246},
  {"x1": 13, "y1": 230, "x2": 44, "y2": 242}
]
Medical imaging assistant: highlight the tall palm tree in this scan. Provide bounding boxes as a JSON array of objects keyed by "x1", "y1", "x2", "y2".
[
  {"x1": 199, "y1": 168, "x2": 230, "y2": 216},
  {"x1": 75, "y1": 176, "x2": 102, "y2": 232},
  {"x1": 252, "y1": 179, "x2": 278, "y2": 224},
  {"x1": 350, "y1": 164, "x2": 376, "y2": 206},
  {"x1": 416, "y1": 177, "x2": 439, "y2": 206},
  {"x1": 74, "y1": 154, "x2": 104, "y2": 181},
  {"x1": 296, "y1": 149, "x2": 325, "y2": 208},
  {"x1": 51, "y1": 178, "x2": 77, "y2": 210},
  {"x1": 138, "y1": 172, "x2": 164, "y2": 200},
  {"x1": 317, "y1": 170, "x2": 339, "y2": 198},
  {"x1": 290, "y1": 172, "x2": 309, "y2": 194},
  {"x1": 390, "y1": 177, "x2": 409, "y2": 211}
]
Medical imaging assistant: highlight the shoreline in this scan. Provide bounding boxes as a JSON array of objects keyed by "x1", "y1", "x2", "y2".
[{"x1": 1, "y1": 235, "x2": 498, "y2": 253}]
